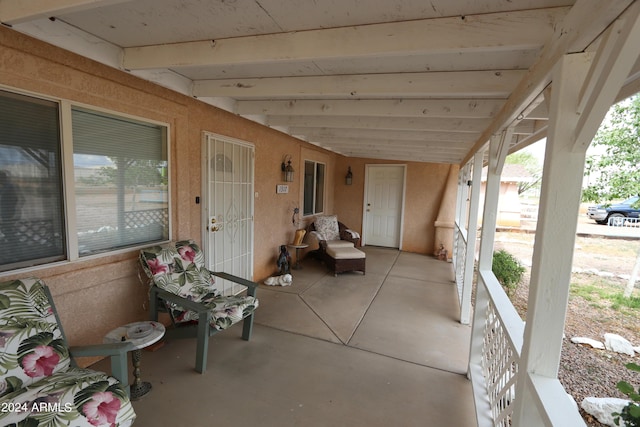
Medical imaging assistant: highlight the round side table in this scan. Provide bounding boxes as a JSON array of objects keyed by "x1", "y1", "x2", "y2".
[
  {"x1": 288, "y1": 243, "x2": 309, "y2": 269},
  {"x1": 104, "y1": 321, "x2": 165, "y2": 400}
]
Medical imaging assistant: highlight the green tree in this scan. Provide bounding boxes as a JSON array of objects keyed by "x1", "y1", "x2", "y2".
[
  {"x1": 505, "y1": 150, "x2": 542, "y2": 195},
  {"x1": 583, "y1": 94, "x2": 640, "y2": 299},
  {"x1": 583, "y1": 94, "x2": 640, "y2": 203},
  {"x1": 98, "y1": 158, "x2": 166, "y2": 187}
]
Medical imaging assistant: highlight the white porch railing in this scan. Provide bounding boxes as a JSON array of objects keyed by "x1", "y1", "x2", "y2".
[
  {"x1": 452, "y1": 224, "x2": 467, "y2": 306},
  {"x1": 454, "y1": 220, "x2": 586, "y2": 426},
  {"x1": 475, "y1": 269, "x2": 524, "y2": 427}
]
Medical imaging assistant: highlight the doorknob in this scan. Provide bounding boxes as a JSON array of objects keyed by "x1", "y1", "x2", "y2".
[{"x1": 207, "y1": 216, "x2": 219, "y2": 232}]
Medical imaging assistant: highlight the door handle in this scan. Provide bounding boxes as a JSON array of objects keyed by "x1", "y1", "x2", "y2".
[{"x1": 208, "y1": 216, "x2": 219, "y2": 232}]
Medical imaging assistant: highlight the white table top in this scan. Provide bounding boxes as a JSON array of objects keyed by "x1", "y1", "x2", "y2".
[{"x1": 104, "y1": 321, "x2": 165, "y2": 350}]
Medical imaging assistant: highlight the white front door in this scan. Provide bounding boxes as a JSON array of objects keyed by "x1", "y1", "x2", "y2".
[
  {"x1": 363, "y1": 165, "x2": 405, "y2": 248},
  {"x1": 202, "y1": 132, "x2": 254, "y2": 295}
]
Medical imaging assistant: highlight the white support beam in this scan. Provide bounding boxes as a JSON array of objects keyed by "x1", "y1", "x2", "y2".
[
  {"x1": 122, "y1": 8, "x2": 566, "y2": 70},
  {"x1": 10, "y1": 17, "x2": 123, "y2": 69},
  {"x1": 192, "y1": 70, "x2": 526, "y2": 99},
  {"x1": 266, "y1": 115, "x2": 491, "y2": 133},
  {"x1": 236, "y1": 99, "x2": 506, "y2": 119},
  {"x1": 288, "y1": 127, "x2": 480, "y2": 143},
  {"x1": 467, "y1": 130, "x2": 511, "y2": 418},
  {"x1": 574, "y1": 1, "x2": 640, "y2": 150},
  {"x1": 333, "y1": 149, "x2": 462, "y2": 163},
  {"x1": 512, "y1": 52, "x2": 593, "y2": 427},
  {"x1": 477, "y1": 130, "x2": 511, "y2": 271},
  {"x1": 461, "y1": 0, "x2": 634, "y2": 165},
  {"x1": 617, "y1": 57, "x2": 640, "y2": 101},
  {"x1": 0, "y1": 0, "x2": 130, "y2": 25},
  {"x1": 460, "y1": 152, "x2": 484, "y2": 325},
  {"x1": 318, "y1": 140, "x2": 470, "y2": 153},
  {"x1": 491, "y1": 127, "x2": 514, "y2": 177}
]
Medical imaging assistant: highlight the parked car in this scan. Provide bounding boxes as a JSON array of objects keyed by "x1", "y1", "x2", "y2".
[{"x1": 586, "y1": 196, "x2": 640, "y2": 225}]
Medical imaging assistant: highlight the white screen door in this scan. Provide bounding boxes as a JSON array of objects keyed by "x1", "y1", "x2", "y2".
[
  {"x1": 364, "y1": 165, "x2": 405, "y2": 248},
  {"x1": 203, "y1": 132, "x2": 254, "y2": 295}
]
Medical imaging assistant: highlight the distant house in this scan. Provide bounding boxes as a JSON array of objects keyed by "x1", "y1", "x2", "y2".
[{"x1": 480, "y1": 164, "x2": 535, "y2": 228}]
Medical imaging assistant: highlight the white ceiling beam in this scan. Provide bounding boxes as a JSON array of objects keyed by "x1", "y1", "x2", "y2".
[
  {"x1": 288, "y1": 127, "x2": 479, "y2": 143},
  {"x1": 335, "y1": 149, "x2": 462, "y2": 163},
  {"x1": 0, "y1": 0, "x2": 131, "y2": 25},
  {"x1": 461, "y1": 0, "x2": 634, "y2": 165},
  {"x1": 509, "y1": 127, "x2": 549, "y2": 154},
  {"x1": 193, "y1": 70, "x2": 526, "y2": 99},
  {"x1": 267, "y1": 115, "x2": 490, "y2": 133},
  {"x1": 237, "y1": 99, "x2": 505, "y2": 119},
  {"x1": 313, "y1": 139, "x2": 470, "y2": 152},
  {"x1": 10, "y1": 17, "x2": 123, "y2": 69},
  {"x1": 122, "y1": 8, "x2": 567, "y2": 70}
]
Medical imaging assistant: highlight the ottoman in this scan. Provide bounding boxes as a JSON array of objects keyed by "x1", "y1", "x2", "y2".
[{"x1": 326, "y1": 245, "x2": 366, "y2": 276}]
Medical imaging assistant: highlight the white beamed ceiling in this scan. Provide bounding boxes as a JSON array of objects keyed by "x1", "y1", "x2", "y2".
[{"x1": 2, "y1": 0, "x2": 639, "y2": 164}]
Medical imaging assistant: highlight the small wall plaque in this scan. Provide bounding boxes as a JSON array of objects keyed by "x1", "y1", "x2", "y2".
[{"x1": 276, "y1": 185, "x2": 289, "y2": 194}]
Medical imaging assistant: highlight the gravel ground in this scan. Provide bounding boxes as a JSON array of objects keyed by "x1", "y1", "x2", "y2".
[{"x1": 494, "y1": 230, "x2": 640, "y2": 426}]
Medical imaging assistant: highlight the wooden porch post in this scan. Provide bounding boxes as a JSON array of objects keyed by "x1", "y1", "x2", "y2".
[
  {"x1": 468, "y1": 130, "x2": 511, "y2": 425},
  {"x1": 512, "y1": 52, "x2": 591, "y2": 427},
  {"x1": 460, "y1": 152, "x2": 484, "y2": 325},
  {"x1": 512, "y1": 2, "x2": 640, "y2": 422}
]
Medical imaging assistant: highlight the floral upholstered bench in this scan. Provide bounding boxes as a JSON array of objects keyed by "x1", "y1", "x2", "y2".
[{"x1": 0, "y1": 278, "x2": 136, "y2": 427}]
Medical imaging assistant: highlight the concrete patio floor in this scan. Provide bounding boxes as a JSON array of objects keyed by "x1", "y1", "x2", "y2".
[{"x1": 108, "y1": 247, "x2": 476, "y2": 426}]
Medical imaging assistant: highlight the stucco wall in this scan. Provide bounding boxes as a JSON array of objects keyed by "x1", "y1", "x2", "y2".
[
  {"x1": 333, "y1": 157, "x2": 456, "y2": 254},
  {"x1": 0, "y1": 27, "x2": 454, "y2": 361}
]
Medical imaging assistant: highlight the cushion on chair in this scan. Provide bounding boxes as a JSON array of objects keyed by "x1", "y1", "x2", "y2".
[
  {"x1": 140, "y1": 240, "x2": 219, "y2": 302},
  {"x1": 0, "y1": 278, "x2": 135, "y2": 427},
  {"x1": 140, "y1": 240, "x2": 258, "y2": 330},
  {"x1": 314, "y1": 215, "x2": 340, "y2": 241},
  {"x1": 0, "y1": 367, "x2": 136, "y2": 427},
  {"x1": 0, "y1": 278, "x2": 72, "y2": 396}
]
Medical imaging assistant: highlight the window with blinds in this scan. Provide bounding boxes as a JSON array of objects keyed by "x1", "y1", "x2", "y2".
[
  {"x1": 0, "y1": 89, "x2": 169, "y2": 272},
  {"x1": 0, "y1": 90, "x2": 66, "y2": 271},
  {"x1": 72, "y1": 108, "x2": 169, "y2": 256}
]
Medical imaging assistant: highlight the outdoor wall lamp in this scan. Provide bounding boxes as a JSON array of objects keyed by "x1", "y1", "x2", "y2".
[
  {"x1": 346, "y1": 166, "x2": 353, "y2": 185},
  {"x1": 281, "y1": 154, "x2": 294, "y2": 182}
]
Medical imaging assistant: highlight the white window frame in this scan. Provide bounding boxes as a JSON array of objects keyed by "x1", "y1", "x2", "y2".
[
  {"x1": 0, "y1": 87, "x2": 171, "y2": 274},
  {"x1": 303, "y1": 160, "x2": 326, "y2": 217}
]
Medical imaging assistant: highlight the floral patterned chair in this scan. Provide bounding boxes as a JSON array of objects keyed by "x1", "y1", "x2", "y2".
[
  {"x1": 139, "y1": 240, "x2": 259, "y2": 374},
  {"x1": 0, "y1": 277, "x2": 136, "y2": 427}
]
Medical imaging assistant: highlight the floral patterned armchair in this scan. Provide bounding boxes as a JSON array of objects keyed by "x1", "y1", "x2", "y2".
[
  {"x1": 0, "y1": 277, "x2": 136, "y2": 427},
  {"x1": 139, "y1": 240, "x2": 259, "y2": 374}
]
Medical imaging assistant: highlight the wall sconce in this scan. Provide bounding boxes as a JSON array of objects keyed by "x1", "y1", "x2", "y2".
[
  {"x1": 281, "y1": 154, "x2": 294, "y2": 182},
  {"x1": 345, "y1": 166, "x2": 353, "y2": 185}
]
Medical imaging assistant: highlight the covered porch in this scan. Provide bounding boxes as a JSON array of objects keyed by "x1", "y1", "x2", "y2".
[
  {"x1": 107, "y1": 247, "x2": 476, "y2": 426},
  {"x1": 2, "y1": 1, "x2": 640, "y2": 425}
]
